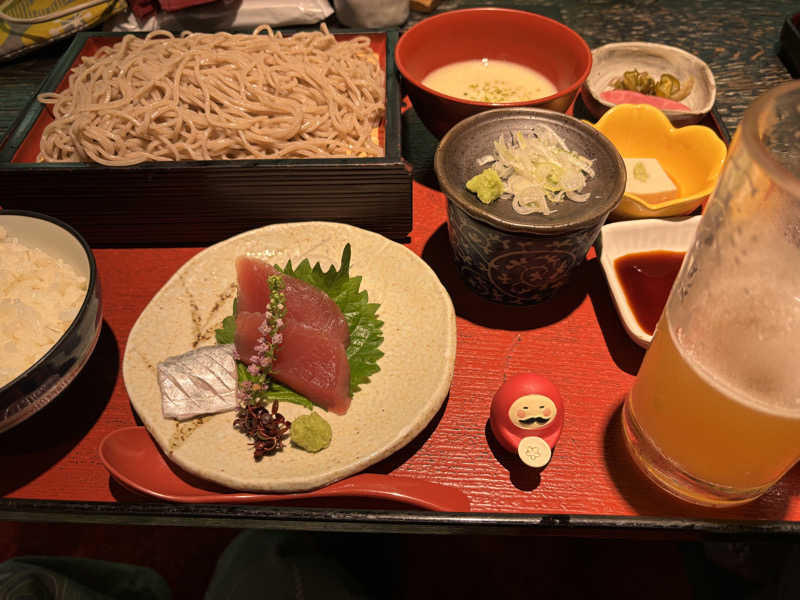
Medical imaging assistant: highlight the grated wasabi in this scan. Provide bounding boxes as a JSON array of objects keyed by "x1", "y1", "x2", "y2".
[
  {"x1": 466, "y1": 168, "x2": 504, "y2": 204},
  {"x1": 291, "y1": 412, "x2": 332, "y2": 452}
]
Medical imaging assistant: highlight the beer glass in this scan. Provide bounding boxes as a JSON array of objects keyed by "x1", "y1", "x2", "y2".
[{"x1": 622, "y1": 81, "x2": 800, "y2": 507}]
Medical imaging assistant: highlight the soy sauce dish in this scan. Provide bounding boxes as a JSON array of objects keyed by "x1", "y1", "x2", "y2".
[
  {"x1": 598, "y1": 215, "x2": 701, "y2": 347},
  {"x1": 0, "y1": 211, "x2": 102, "y2": 433},
  {"x1": 434, "y1": 107, "x2": 626, "y2": 305}
]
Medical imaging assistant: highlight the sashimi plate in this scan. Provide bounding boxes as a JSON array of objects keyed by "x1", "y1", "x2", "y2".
[{"x1": 122, "y1": 222, "x2": 457, "y2": 493}]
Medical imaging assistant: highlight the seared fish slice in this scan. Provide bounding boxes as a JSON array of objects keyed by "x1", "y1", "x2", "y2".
[{"x1": 158, "y1": 344, "x2": 237, "y2": 421}]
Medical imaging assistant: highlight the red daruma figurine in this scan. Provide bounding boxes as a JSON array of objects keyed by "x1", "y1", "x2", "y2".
[{"x1": 490, "y1": 373, "x2": 565, "y2": 469}]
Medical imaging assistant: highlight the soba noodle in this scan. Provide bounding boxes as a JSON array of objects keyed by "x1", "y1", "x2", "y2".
[{"x1": 36, "y1": 25, "x2": 385, "y2": 165}]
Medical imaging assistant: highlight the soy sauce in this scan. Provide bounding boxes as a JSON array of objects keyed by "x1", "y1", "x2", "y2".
[{"x1": 614, "y1": 250, "x2": 686, "y2": 335}]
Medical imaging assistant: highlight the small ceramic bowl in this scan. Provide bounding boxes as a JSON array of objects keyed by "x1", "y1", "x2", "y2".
[
  {"x1": 598, "y1": 215, "x2": 700, "y2": 347},
  {"x1": 581, "y1": 41, "x2": 716, "y2": 126},
  {"x1": 434, "y1": 107, "x2": 626, "y2": 305},
  {"x1": 395, "y1": 8, "x2": 592, "y2": 138},
  {"x1": 0, "y1": 211, "x2": 102, "y2": 433},
  {"x1": 592, "y1": 103, "x2": 727, "y2": 219}
]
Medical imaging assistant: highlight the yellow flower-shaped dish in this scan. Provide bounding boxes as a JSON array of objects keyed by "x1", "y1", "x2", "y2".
[{"x1": 593, "y1": 103, "x2": 727, "y2": 219}]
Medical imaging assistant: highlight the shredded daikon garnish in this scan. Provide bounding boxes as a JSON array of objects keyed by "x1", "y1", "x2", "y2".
[{"x1": 470, "y1": 126, "x2": 595, "y2": 215}]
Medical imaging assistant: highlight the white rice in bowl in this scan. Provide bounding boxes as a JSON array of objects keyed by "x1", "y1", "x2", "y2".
[{"x1": 0, "y1": 225, "x2": 88, "y2": 387}]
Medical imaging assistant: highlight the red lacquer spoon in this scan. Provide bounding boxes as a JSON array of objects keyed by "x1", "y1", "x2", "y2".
[{"x1": 99, "y1": 426, "x2": 470, "y2": 512}]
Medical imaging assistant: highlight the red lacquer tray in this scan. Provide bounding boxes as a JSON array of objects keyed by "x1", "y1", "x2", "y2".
[{"x1": 1, "y1": 168, "x2": 798, "y2": 536}]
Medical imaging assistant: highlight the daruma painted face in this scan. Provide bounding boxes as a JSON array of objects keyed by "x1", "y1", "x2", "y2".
[
  {"x1": 490, "y1": 373, "x2": 565, "y2": 468},
  {"x1": 508, "y1": 394, "x2": 558, "y2": 430}
]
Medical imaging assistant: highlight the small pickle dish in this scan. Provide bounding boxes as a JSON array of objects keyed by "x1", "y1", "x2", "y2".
[{"x1": 581, "y1": 41, "x2": 716, "y2": 126}]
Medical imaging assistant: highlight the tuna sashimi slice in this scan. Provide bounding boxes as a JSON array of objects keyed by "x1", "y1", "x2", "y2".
[
  {"x1": 235, "y1": 311, "x2": 351, "y2": 414},
  {"x1": 235, "y1": 256, "x2": 350, "y2": 346},
  {"x1": 600, "y1": 89, "x2": 691, "y2": 111}
]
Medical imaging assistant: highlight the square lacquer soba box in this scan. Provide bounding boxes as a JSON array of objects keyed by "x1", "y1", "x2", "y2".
[{"x1": 0, "y1": 27, "x2": 410, "y2": 246}]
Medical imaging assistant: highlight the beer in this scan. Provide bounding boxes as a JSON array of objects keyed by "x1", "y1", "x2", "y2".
[
  {"x1": 622, "y1": 81, "x2": 800, "y2": 506},
  {"x1": 624, "y1": 310, "x2": 800, "y2": 506}
]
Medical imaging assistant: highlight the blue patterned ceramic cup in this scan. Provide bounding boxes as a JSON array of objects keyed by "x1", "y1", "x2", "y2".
[{"x1": 435, "y1": 108, "x2": 625, "y2": 304}]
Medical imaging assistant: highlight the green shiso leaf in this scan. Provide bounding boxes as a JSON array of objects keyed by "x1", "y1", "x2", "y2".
[
  {"x1": 234, "y1": 362, "x2": 314, "y2": 410},
  {"x1": 217, "y1": 244, "x2": 384, "y2": 409},
  {"x1": 264, "y1": 382, "x2": 314, "y2": 409},
  {"x1": 215, "y1": 298, "x2": 238, "y2": 345}
]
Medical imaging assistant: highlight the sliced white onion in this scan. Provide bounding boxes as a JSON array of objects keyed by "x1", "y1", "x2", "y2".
[
  {"x1": 567, "y1": 190, "x2": 591, "y2": 203},
  {"x1": 514, "y1": 186, "x2": 551, "y2": 215},
  {"x1": 486, "y1": 128, "x2": 593, "y2": 215}
]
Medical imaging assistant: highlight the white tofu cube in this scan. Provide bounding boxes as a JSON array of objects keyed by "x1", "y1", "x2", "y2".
[{"x1": 623, "y1": 158, "x2": 679, "y2": 204}]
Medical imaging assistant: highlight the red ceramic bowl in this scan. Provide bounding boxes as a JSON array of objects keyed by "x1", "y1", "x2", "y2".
[{"x1": 395, "y1": 8, "x2": 592, "y2": 138}]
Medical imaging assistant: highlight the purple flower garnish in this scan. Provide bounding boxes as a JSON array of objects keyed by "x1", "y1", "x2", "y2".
[{"x1": 234, "y1": 274, "x2": 289, "y2": 460}]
